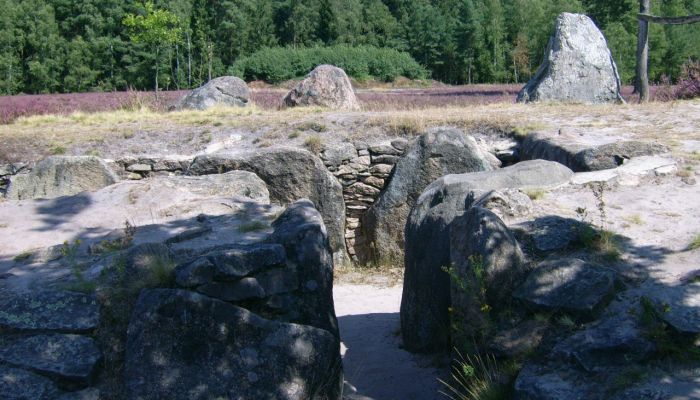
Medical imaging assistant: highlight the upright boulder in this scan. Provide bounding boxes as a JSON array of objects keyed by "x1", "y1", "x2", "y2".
[
  {"x1": 189, "y1": 147, "x2": 348, "y2": 264},
  {"x1": 401, "y1": 160, "x2": 573, "y2": 352},
  {"x1": 361, "y1": 128, "x2": 493, "y2": 264},
  {"x1": 7, "y1": 156, "x2": 119, "y2": 200},
  {"x1": 517, "y1": 13, "x2": 623, "y2": 104},
  {"x1": 284, "y1": 65, "x2": 360, "y2": 110},
  {"x1": 449, "y1": 207, "x2": 527, "y2": 346},
  {"x1": 172, "y1": 76, "x2": 250, "y2": 110}
]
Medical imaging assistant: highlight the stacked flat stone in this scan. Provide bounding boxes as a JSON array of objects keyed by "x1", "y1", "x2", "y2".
[{"x1": 320, "y1": 139, "x2": 408, "y2": 261}]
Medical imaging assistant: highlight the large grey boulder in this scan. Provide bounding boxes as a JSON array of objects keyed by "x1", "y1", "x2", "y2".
[
  {"x1": 362, "y1": 128, "x2": 493, "y2": 264},
  {"x1": 189, "y1": 148, "x2": 348, "y2": 263},
  {"x1": 520, "y1": 131, "x2": 668, "y2": 172},
  {"x1": 449, "y1": 207, "x2": 527, "y2": 346},
  {"x1": 401, "y1": 160, "x2": 573, "y2": 352},
  {"x1": 284, "y1": 65, "x2": 360, "y2": 110},
  {"x1": 124, "y1": 289, "x2": 342, "y2": 400},
  {"x1": 514, "y1": 258, "x2": 617, "y2": 315},
  {"x1": 7, "y1": 156, "x2": 119, "y2": 200},
  {"x1": 173, "y1": 200, "x2": 340, "y2": 338},
  {"x1": 517, "y1": 13, "x2": 623, "y2": 104},
  {"x1": 172, "y1": 76, "x2": 250, "y2": 110}
]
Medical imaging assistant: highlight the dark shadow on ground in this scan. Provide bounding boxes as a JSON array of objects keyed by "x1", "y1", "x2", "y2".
[{"x1": 338, "y1": 312, "x2": 448, "y2": 400}]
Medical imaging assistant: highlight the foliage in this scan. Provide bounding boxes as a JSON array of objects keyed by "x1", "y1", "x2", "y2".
[
  {"x1": 304, "y1": 135, "x2": 324, "y2": 155},
  {"x1": 439, "y1": 349, "x2": 518, "y2": 400},
  {"x1": 574, "y1": 182, "x2": 622, "y2": 261},
  {"x1": 1, "y1": 0, "x2": 697, "y2": 93},
  {"x1": 230, "y1": 45, "x2": 427, "y2": 83},
  {"x1": 688, "y1": 232, "x2": 700, "y2": 251}
]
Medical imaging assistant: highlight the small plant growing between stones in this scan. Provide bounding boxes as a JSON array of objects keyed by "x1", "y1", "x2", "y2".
[
  {"x1": 304, "y1": 135, "x2": 324, "y2": 154},
  {"x1": 523, "y1": 189, "x2": 545, "y2": 201},
  {"x1": 574, "y1": 182, "x2": 621, "y2": 261},
  {"x1": 639, "y1": 297, "x2": 700, "y2": 362},
  {"x1": 439, "y1": 349, "x2": 518, "y2": 400}
]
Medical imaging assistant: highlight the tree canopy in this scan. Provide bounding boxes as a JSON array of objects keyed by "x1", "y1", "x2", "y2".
[{"x1": 0, "y1": 0, "x2": 698, "y2": 94}]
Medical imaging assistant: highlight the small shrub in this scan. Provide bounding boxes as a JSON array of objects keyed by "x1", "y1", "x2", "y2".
[
  {"x1": 675, "y1": 59, "x2": 700, "y2": 100},
  {"x1": 288, "y1": 131, "x2": 301, "y2": 139},
  {"x1": 304, "y1": 135, "x2": 324, "y2": 155}
]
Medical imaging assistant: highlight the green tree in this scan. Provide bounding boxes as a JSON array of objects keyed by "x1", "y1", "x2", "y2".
[{"x1": 123, "y1": 1, "x2": 182, "y2": 94}]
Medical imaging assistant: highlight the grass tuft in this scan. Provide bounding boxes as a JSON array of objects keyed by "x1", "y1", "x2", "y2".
[
  {"x1": 304, "y1": 135, "x2": 324, "y2": 155},
  {"x1": 688, "y1": 233, "x2": 700, "y2": 251},
  {"x1": 439, "y1": 350, "x2": 519, "y2": 400}
]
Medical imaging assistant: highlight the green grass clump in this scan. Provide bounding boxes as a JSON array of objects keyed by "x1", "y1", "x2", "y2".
[
  {"x1": 304, "y1": 135, "x2": 323, "y2": 155},
  {"x1": 439, "y1": 350, "x2": 519, "y2": 400},
  {"x1": 688, "y1": 233, "x2": 700, "y2": 251},
  {"x1": 524, "y1": 189, "x2": 545, "y2": 201},
  {"x1": 238, "y1": 220, "x2": 268, "y2": 233}
]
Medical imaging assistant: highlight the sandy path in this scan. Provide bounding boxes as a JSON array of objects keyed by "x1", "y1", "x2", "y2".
[{"x1": 334, "y1": 284, "x2": 447, "y2": 400}]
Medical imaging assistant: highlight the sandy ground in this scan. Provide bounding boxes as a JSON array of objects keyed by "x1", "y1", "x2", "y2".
[{"x1": 334, "y1": 283, "x2": 448, "y2": 400}]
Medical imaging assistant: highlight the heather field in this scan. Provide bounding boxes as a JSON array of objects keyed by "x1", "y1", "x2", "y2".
[{"x1": 0, "y1": 84, "x2": 660, "y2": 124}]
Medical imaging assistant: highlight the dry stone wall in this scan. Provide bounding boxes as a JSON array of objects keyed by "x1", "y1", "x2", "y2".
[{"x1": 320, "y1": 139, "x2": 408, "y2": 262}]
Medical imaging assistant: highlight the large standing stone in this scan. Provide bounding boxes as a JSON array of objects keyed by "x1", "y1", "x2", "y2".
[
  {"x1": 189, "y1": 148, "x2": 348, "y2": 263},
  {"x1": 401, "y1": 160, "x2": 573, "y2": 352},
  {"x1": 362, "y1": 128, "x2": 493, "y2": 264},
  {"x1": 172, "y1": 76, "x2": 250, "y2": 110},
  {"x1": 283, "y1": 65, "x2": 360, "y2": 110},
  {"x1": 449, "y1": 207, "x2": 527, "y2": 345},
  {"x1": 0, "y1": 291, "x2": 99, "y2": 333},
  {"x1": 7, "y1": 156, "x2": 119, "y2": 200},
  {"x1": 517, "y1": 13, "x2": 623, "y2": 104},
  {"x1": 124, "y1": 289, "x2": 342, "y2": 400}
]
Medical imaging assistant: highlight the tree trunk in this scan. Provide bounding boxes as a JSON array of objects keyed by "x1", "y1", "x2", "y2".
[
  {"x1": 187, "y1": 33, "x2": 192, "y2": 88},
  {"x1": 155, "y1": 46, "x2": 159, "y2": 100},
  {"x1": 175, "y1": 44, "x2": 180, "y2": 90},
  {"x1": 636, "y1": 0, "x2": 650, "y2": 103}
]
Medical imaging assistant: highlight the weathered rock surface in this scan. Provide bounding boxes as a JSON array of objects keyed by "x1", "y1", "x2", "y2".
[
  {"x1": 517, "y1": 13, "x2": 623, "y2": 104},
  {"x1": 520, "y1": 131, "x2": 668, "y2": 172},
  {"x1": 552, "y1": 316, "x2": 656, "y2": 372},
  {"x1": 512, "y1": 216, "x2": 585, "y2": 253},
  {"x1": 571, "y1": 155, "x2": 677, "y2": 186},
  {"x1": 514, "y1": 364, "x2": 589, "y2": 400},
  {"x1": 645, "y1": 282, "x2": 700, "y2": 334},
  {"x1": 489, "y1": 320, "x2": 547, "y2": 358},
  {"x1": 0, "y1": 365, "x2": 60, "y2": 400},
  {"x1": 172, "y1": 76, "x2": 250, "y2": 110},
  {"x1": 124, "y1": 289, "x2": 342, "y2": 400},
  {"x1": 401, "y1": 160, "x2": 573, "y2": 352},
  {"x1": 449, "y1": 207, "x2": 527, "y2": 342},
  {"x1": 514, "y1": 258, "x2": 617, "y2": 315},
  {"x1": 189, "y1": 148, "x2": 347, "y2": 262},
  {"x1": 6, "y1": 156, "x2": 119, "y2": 200},
  {"x1": 362, "y1": 128, "x2": 493, "y2": 264},
  {"x1": 0, "y1": 291, "x2": 99, "y2": 333},
  {"x1": 0, "y1": 334, "x2": 101, "y2": 386},
  {"x1": 173, "y1": 199, "x2": 339, "y2": 335},
  {"x1": 283, "y1": 65, "x2": 360, "y2": 110}
]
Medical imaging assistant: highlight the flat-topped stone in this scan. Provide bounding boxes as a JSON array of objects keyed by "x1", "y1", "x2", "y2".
[
  {"x1": 0, "y1": 334, "x2": 101, "y2": 386},
  {"x1": 514, "y1": 258, "x2": 617, "y2": 315},
  {"x1": 0, "y1": 291, "x2": 99, "y2": 333}
]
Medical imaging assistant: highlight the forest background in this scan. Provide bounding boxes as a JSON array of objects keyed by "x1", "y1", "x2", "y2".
[{"x1": 0, "y1": 0, "x2": 698, "y2": 95}]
